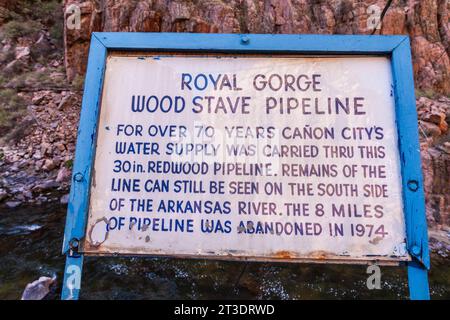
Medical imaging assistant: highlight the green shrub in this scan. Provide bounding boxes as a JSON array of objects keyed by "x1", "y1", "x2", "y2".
[
  {"x1": 0, "y1": 89, "x2": 27, "y2": 135},
  {"x1": 0, "y1": 1, "x2": 63, "y2": 42},
  {"x1": 43, "y1": 1, "x2": 64, "y2": 48},
  {"x1": 31, "y1": 0, "x2": 63, "y2": 21},
  {"x1": 0, "y1": 45, "x2": 15, "y2": 64},
  {"x1": 64, "y1": 159, "x2": 73, "y2": 169},
  {"x1": 0, "y1": 89, "x2": 24, "y2": 109},
  {"x1": 1, "y1": 19, "x2": 42, "y2": 40},
  {"x1": 49, "y1": 22, "x2": 63, "y2": 47},
  {"x1": 71, "y1": 74, "x2": 85, "y2": 91},
  {"x1": 415, "y1": 88, "x2": 438, "y2": 99},
  {"x1": 4, "y1": 118, "x2": 35, "y2": 143}
]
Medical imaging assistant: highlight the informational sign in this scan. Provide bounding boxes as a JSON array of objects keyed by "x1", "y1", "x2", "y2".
[
  {"x1": 84, "y1": 54, "x2": 408, "y2": 263},
  {"x1": 61, "y1": 34, "x2": 430, "y2": 300}
]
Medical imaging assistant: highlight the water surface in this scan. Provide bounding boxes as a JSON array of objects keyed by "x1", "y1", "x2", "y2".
[{"x1": 0, "y1": 203, "x2": 448, "y2": 299}]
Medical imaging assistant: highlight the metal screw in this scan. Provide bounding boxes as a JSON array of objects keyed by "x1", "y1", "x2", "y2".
[
  {"x1": 74, "y1": 172, "x2": 83, "y2": 182},
  {"x1": 69, "y1": 238, "x2": 79, "y2": 250},
  {"x1": 411, "y1": 245, "x2": 421, "y2": 256},
  {"x1": 407, "y1": 180, "x2": 419, "y2": 192},
  {"x1": 241, "y1": 36, "x2": 250, "y2": 45}
]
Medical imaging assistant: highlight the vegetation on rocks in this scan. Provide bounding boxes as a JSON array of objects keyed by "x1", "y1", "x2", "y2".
[
  {"x1": 0, "y1": 0, "x2": 65, "y2": 140},
  {"x1": 0, "y1": 1, "x2": 77, "y2": 208}
]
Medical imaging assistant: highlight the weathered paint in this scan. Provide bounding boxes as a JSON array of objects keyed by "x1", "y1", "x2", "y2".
[
  {"x1": 408, "y1": 260, "x2": 430, "y2": 300},
  {"x1": 60, "y1": 33, "x2": 429, "y2": 300},
  {"x1": 96, "y1": 33, "x2": 404, "y2": 54},
  {"x1": 61, "y1": 255, "x2": 83, "y2": 300},
  {"x1": 85, "y1": 54, "x2": 408, "y2": 263},
  {"x1": 391, "y1": 37, "x2": 430, "y2": 300},
  {"x1": 61, "y1": 34, "x2": 107, "y2": 300}
]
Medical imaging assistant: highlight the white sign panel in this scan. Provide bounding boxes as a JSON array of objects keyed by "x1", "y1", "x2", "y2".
[{"x1": 84, "y1": 54, "x2": 409, "y2": 263}]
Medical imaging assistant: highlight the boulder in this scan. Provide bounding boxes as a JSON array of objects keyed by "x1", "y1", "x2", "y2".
[
  {"x1": 15, "y1": 46, "x2": 30, "y2": 60},
  {"x1": 21, "y1": 276, "x2": 56, "y2": 300}
]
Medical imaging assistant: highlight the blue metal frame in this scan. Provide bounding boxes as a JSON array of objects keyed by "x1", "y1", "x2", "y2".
[{"x1": 61, "y1": 33, "x2": 430, "y2": 300}]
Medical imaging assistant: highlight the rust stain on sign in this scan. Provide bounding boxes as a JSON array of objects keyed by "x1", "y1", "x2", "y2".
[
  {"x1": 369, "y1": 236, "x2": 384, "y2": 245},
  {"x1": 273, "y1": 251, "x2": 295, "y2": 259}
]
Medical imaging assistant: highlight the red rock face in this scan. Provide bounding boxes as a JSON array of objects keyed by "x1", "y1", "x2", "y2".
[
  {"x1": 63, "y1": 0, "x2": 449, "y2": 231},
  {"x1": 64, "y1": 0, "x2": 450, "y2": 95},
  {"x1": 418, "y1": 96, "x2": 450, "y2": 230}
]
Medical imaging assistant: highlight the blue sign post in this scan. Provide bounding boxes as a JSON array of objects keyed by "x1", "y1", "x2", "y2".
[{"x1": 61, "y1": 33, "x2": 430, "y2": 300}]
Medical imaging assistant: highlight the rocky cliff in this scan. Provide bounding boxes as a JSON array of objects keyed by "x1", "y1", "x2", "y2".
[
  {"x1": 0, "y1": 1, "x2": 448, "y2": 247},
  {"x1": 64, "y1": 0, "x2": 450, "y2": 95}
]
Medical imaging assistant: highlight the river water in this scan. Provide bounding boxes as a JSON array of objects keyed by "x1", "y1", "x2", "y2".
[{"x1": 0, "y1": 202, "x2": 448, "y2": 299}]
